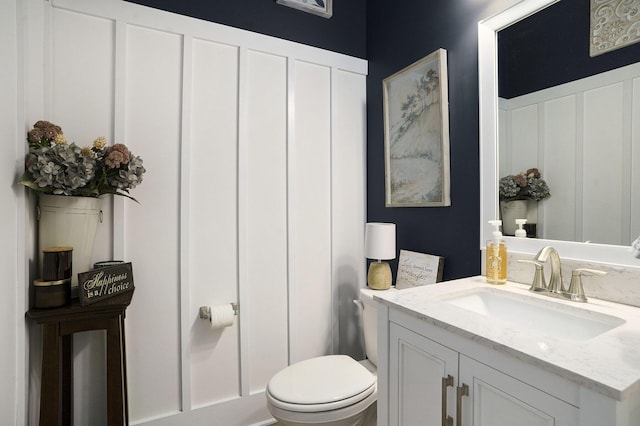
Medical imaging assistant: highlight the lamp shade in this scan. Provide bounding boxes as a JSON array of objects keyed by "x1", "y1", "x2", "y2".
[{"x1": 364, "y1": 222, "x2": 396, "y2": 260}]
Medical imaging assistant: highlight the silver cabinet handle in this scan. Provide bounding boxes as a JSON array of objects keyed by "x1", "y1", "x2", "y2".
[
  {"x1": 456, "y1": 383, "x2": 469, "y2": 426},
  {"x1": 442, "y1": 375, "x2": 454, "y2": 426}
]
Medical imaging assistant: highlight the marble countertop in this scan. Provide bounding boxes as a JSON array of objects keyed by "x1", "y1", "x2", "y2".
[{"x1": 372, "y1": 276, "x2": 640, "y2": 401}]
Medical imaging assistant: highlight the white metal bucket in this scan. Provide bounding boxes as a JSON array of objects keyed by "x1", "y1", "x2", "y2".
[{"x1": 38, "y1": 194, "x2": 103, "y2": 287}]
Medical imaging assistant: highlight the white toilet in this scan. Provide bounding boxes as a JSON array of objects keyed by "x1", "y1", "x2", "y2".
[{"x1": 265, "y1": 287, "x2": 387, "y2": 426}]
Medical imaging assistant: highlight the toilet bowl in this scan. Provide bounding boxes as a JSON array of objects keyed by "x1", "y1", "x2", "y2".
[{"x1": 265, "y1": 288, "x2": 391, "y2": 426}]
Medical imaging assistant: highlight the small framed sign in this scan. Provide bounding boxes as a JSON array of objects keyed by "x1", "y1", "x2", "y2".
[
  {"x1": 395, "y1": 250, "x2": 444, "y2": 290},
  {"x1": 276, "y1": 0, "x2": 333, "y2": 18},
  {"x1": 78, "y1": 262, "x2": 135, "y2": 306}
]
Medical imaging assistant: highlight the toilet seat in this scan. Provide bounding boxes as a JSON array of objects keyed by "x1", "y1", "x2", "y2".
[
  {"x1": 268, "y1": 383, "x2": 376, "y2": 413},
  {"x1": 266, "y1": 386, "x2": 377, "y2": 425},
  {"x1": 266, "y1": 355, "x2": 376, "y2": 413}
]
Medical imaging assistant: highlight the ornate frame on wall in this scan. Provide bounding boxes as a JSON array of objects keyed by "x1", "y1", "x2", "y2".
[
  {"x1": 276, "y1": 0, "x2": 333, "y2": 18},
  {"x1": 383, "y1": 48, "x2": 451, "y2": 207},
  {"x1": 590, "y1": 0, "x2": 640, "y2": 56}
]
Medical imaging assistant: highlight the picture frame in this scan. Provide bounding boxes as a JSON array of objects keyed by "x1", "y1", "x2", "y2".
[
  {"x1": 277, "y1": 0, "x2": 333, "y2": 18},
  {"x1": 395, "y1": 250, "x2": 444, "y2": 290},
  {"x1": 383, "y1": 48, "x2": 451, "y2": 207},
  {"x1": 590, "y1": 0, "x2": 640, "y2": 56}
]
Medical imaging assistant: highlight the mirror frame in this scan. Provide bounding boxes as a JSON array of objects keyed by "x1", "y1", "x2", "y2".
[{"x1": 478, "y1": 0, "x2": 638, "y2": 267}]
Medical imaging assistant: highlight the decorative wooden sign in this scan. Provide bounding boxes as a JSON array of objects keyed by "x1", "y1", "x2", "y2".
[
  {"x1": 395, "y1": 250, "x2": 444, "y2": 290},
  {"x1": 78, "y1": 262, "x2": 135, "y2": 306}
]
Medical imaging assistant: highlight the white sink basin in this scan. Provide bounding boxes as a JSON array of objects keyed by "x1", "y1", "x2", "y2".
[{"x1": 442, "y1": 288, "x2": 625, "y2": 341}]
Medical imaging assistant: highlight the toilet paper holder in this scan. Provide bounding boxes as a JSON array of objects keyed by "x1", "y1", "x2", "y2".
[{"x1": 199, "y1": 303, "x2": 239, "y2": 320}]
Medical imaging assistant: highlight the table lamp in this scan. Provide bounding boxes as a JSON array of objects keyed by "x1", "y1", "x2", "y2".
[{"x1": 365, "y1": 222, "x2": 396, "y2": 290}]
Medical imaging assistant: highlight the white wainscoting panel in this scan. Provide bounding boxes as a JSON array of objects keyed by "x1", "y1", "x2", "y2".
[
  {"x1": 500, "y1": 62, "x2": 640, "y2": 246},
  {"x1": 1, "y1": 1, "x2": 21, "y2": 425},
  {"x1": 289, "y1": 60, "x2": 333, "y2": 364},
  {"x1": 189, "y1": 38, "x2": 241, "y2": 407},
  {"x1": 583, "y1": 83, "x2": 624, "y2": 244},
  {"x1": 331, "y1": 68, "x2": 367, "y2": 358},
  {"x1": 49, "y1": 8, "x2": 118, "y2": 424},
  {"x1": 24, "y1": 1, "x2": 367, "y2": 424},
  {"x1": 509, "y1": 104, "x2": 538, "y2": 172},
  {"x1": 49, "y1": 6, "x2": 115, "y2": 263},
  {"x1": 51, "y1": 8, "x2": 115, "y2": 141},
  {"x1": 243, "y1": 48, "x2": 290, "y2": 395},
  {"x1": 543, "y1": 95, "x2": 576, "y2": 242},
  {"x1": 124, "y1": 24, "x2": 184, "y2": 419}
]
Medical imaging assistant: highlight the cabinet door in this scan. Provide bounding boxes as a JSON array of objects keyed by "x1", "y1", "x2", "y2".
[
  {"x1": 458, "y1": 355, "x2": 579, "y2": 426},
  {"x1": 389, "y1": 323, "x2": 458, "y2": 426}
]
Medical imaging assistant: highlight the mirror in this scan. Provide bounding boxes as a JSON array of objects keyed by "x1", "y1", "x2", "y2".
[
  {"x1": 479, "y1": 0, "x2": 639, "y2": 267},
  {"x1": 496, "y1": 0, "x2": 640, "y2": 246}
]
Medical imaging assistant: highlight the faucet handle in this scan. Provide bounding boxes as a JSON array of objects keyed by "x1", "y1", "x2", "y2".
[
  {"x1": 567, "y1": 268, "x2": 607, "y2": 303},
  {"x1": 517, "y1": 259, "x2": 547, "y2": 292}
]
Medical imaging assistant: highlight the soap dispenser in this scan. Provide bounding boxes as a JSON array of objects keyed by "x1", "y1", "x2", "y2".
[
  {"x1": 486, "y1": 220, "x2": 507, "y2": 284},
  {"x1": 515, "y1": 219, "x2": 527, "y2": 238}
]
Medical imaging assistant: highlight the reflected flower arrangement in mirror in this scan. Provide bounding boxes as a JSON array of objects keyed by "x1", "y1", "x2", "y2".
[{"x1": 499, "y1": 168, "x2": 551, "y2": 202}]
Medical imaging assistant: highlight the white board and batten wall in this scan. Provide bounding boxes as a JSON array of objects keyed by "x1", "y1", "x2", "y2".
[
  {"x1": 1, "y1": 0, "x2": 24, "y2": 425},
  {"x1": 19, "y1": 0, "x2": 368, "y2": 424},
  {"x1": 499, "y1": 62, "x2": 640, "y2": 246}
]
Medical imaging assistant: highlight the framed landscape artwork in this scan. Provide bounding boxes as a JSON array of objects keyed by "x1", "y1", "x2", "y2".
[
  {"x1": 276, "y1": 0, "x2": 333, "y2": 18},
  {"x1": 383, "y1": 48, "x2": 451, "y2": 207}
]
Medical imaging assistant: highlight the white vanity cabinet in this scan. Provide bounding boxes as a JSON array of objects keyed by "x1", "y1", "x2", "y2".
[
  {"x1": 388, "y1": 322, "x2": 458, "y2": 425},
  {"x1": 387, "y1": 318, "x2": 578, "y2": 426},
  {"x1": 375, "y1": 278, "x2": 640, "y2": 426},
  {"x1": 458, "y1": 355, "x2": 578, "y2": 426}
]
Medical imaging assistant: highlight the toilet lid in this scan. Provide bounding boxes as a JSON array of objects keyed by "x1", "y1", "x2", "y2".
[{"x1": 267, "y1": 355, "x2": 376, "y2": 406}]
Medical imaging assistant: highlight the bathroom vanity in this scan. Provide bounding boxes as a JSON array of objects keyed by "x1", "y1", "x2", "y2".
[{"x1": 373, "y1": 276, "x2": 640, "y2": 426}]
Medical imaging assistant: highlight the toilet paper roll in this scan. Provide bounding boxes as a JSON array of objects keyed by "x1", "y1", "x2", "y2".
[{"x1": 208, "y1": 304, "x2": 235, "y2": 329}]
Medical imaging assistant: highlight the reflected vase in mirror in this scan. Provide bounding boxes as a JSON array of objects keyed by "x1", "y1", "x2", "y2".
[{"x1": 500, "y1": 200, "x2": 528, "y2": 236}]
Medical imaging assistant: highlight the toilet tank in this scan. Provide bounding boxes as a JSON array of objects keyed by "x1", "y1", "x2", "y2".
[{"x1": 359, "y1": 287, "x2": 395, "y2": 367}]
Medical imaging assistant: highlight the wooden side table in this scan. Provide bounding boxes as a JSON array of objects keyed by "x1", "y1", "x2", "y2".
[{"x1": 26, "y1": 290, "x2": 134, "y2": 426}]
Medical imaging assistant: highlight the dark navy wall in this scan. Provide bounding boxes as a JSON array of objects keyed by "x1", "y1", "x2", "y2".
[
  {"x1": 499, "y1": 0, "x2": 640, "y2": 99},
  {"x1": 126, "y1": 0, "x2": 366, "y2": 58},
  {"x1": 366, "y1": 0, "x2": 515, "y2": 281}
]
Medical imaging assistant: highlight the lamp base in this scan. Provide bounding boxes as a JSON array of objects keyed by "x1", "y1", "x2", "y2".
[{"x1": 368, "y1": 261, "x2": 392, "y2": 290}]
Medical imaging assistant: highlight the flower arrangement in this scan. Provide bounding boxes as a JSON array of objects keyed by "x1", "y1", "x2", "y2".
[
  {"x1": 499, "y1": 168, "x2": 550, "y2": 202},
  {"x1": 18, "y1": 120, "x2": 146, "y2": 201}
]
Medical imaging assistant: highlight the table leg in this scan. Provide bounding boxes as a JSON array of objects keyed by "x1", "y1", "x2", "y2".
[
  {"x1": 106, "y1": 316, "x2": 125, "y2": 426},
  {"x1": 61, "y1": 334, "x2": 73, "y2": 425},
  {"x1": 40, "y1": 323, "x2": 61, "y2": 426},
  {"x1": 120, "y1": 314, "x2": 129, "y2": 425}
]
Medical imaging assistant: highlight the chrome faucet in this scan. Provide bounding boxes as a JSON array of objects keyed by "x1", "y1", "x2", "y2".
[
  {"x1": 519, "y1": 246, "x2": 607, "y2": 303},
  {"x1": 533, "y1": 246, "x2": 564, "y2": 294}
]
